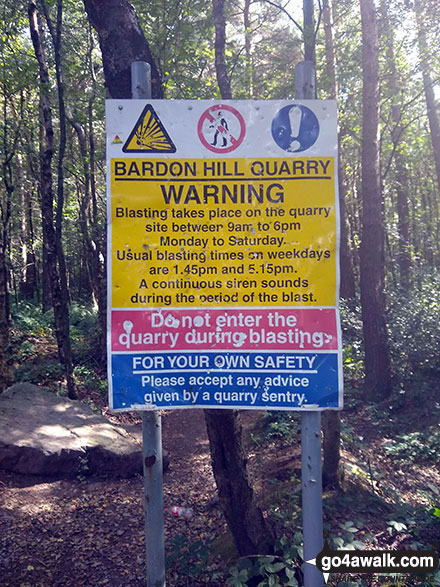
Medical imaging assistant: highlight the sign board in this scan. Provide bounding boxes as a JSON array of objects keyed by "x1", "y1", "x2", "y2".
[{"x1": 106, "y1": 100, "x2": 343, "y2": 411}]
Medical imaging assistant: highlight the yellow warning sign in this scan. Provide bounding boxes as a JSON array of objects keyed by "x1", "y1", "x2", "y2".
[
  {"x1": 112, "y1": 135, "x2": 122, "y2": 144},
  {"x1": 123, "y1": 105, "x2": 176, "y2": 153},
  {"x1": 110, "y1": 156, "x2": 337, "y2": 308}
]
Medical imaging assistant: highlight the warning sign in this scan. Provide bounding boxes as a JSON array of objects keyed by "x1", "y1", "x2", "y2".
[
  {"x1": 123, "y1": 104, "x2": 176, "y2": 153},
  {"x1": 110, "y1": 156, "x2": 336, "y2": 308},
  {"x1": 197, "y1": 105, "x2": 246, "y2": 153},
  {"x1": 271, "y1": 104, "x2": 320, "y2": 153},
  {"x1": 106, "y1": 100, "x2": 343, "y2": 412}
]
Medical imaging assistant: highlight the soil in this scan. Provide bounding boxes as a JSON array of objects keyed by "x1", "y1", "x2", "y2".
[
  {"x1": 0, "y1": 407, "x2": 229, "y2": 586},
  {"x1": 1, "y1": 392, "x2": 439, "y2": 587}
]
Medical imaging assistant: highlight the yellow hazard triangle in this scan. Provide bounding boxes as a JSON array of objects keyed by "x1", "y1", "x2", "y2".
[{"x1": 123, "y1": 105, "x2": 176, "y2": 153}]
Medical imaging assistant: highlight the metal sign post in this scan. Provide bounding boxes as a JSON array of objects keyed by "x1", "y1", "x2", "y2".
[
  {"x1": 131, "y1": 61, "x2": 166, "y2": 587},
  {"x1": 297, "y1": 60, "x2": 325, "y2": 587}
]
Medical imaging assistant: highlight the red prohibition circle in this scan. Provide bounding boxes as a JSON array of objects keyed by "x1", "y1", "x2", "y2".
[{"x1": 197, "y1": 105, "x2": 246, "y2": 154}]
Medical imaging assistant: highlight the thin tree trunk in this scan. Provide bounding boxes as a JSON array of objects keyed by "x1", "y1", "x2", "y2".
[
  {"x1": 28, "y1": 0, "x2": 77, "y2": 399},
  {"x1": 303, "y1": 0, "x2": 316, "y2": 63},
  {"x1": 0, "y1": 104, "x2": 14, "y2": 391},
  {"x1": 380, "y1": 0, "x2": 411, "y2": 288},
  {"x1": 243, "y1": 0, "x2": 252, "y2": 97},
  {"x1": 87, "y1": 25, "x2": 106, "y2": 359},
  {"x1": 213, "y1": 0, "x2": 232, "y2": 99},
  {"x1": 359, "y1": 0, "x2": 391, "y2": 400},
  {"x1": 40, "y1": 0, "x2": 70, "y2": 308},
  {"x1": 414, "y1": 0, "x2": 440, "y2": 196},
  {"x1": 18, "y1": 154, "x2": 37, "y2": 300},
  {"x1": 320, "y1": 0, "x2": 345, "y2": 489}
]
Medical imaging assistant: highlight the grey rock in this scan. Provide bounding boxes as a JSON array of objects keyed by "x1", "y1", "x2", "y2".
[{"x1": 0, "y1": 383, "x2": 143, "y2": 478}]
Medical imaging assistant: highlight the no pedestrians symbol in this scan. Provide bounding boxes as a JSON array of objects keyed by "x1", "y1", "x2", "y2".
[{"x1": 197, "y1": 105, "x2": 246, "y2": 153}]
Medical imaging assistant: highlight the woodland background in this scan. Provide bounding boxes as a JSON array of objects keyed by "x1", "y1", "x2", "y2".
[{"x1": 1, "y1": 0, "x2": 440, "y2": 586}]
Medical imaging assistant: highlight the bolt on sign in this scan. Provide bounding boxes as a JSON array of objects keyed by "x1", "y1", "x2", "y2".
[{"x1": 106, "y1": 100, "x2": 343, "y2": 411}]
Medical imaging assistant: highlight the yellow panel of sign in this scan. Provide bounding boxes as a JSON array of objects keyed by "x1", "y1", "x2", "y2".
[{"x1": 110, "y1": 157, "x2": 336, "y2": 308}]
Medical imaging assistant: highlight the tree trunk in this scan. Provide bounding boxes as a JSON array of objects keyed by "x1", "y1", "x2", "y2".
[
  {"x1": 303, "y1": 0, "x2": 315, "y2": 63},
  {"x1": 87, "y1": 24, "x2": 106, "y2": 358},
  {"x1": 213, "y1": 0, "x2": 232, "y2": 99},
  {"x1": 204, "y1": 410, "x2": 274, "y2": 556},
  {"x1": 70, "y1": 117, "x2": 106, "y2": 359},
  {"x1": 40, "y1": 0, "x2": 70, "y2": 308},
  {"x1": 17, "y1": 154, "x2": 37, "y2": 300},
  {"x1": 0, "y1": 118, "x2": 13, "y2": 391},
  {"x1": 359, "y1": 0, "x2": 391, "y2": 400},
  {"x1": 243, "y1": 0, "x2": 252, "y2": 97},
  {"x1": 84, "y1": 0, "x2": 273, "y2": 555},
  {"x1": 82, "y1": 0, "x2": 163, "y2": 99},
  {"x1": 379, "y1": 0, "x2": 411, "y2": 288},
  {"x1": 0, "y1": 224, "x2": 11, "y2": 392},
  {"x1": 28, "y1": 0, "x2": 77, "y2": 400},
  {"x1": 414, "y1": 0, "x2": 440, "y2": 197}
]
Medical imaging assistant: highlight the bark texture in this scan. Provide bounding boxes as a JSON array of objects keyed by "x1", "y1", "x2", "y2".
[
  {"x1": 28, "y1": 1, "x2": 77, "y2": 400},
  {"x1": 204, "y1": 410, "x2": 274, "y2": 556},
  {"x1": 0, "y1": 162, "x2": 13, "y2": 392},
  {"x1": 18, "y1": 155, "x2": 38, "y2": 300},
  {"x1": 213, "y1": 0, "x2": 232, "y2": 99},
  {"x1": 82, "y1": 0, "x2": 163, "y2": 99},
  {"x1": 83, "y1": 0, "x2": 273, "y2": 555},
  {"x1": 359, "y1": 0, "x2": 391, "y2": 400},
  {"x1": 414, "y1": 0, "x2": 440, "y2": 197},
  {"x1": 380, "y1": 0, "x2": 411, "y2": 287},
  {"x1": 207, "y1": 0, "x2": 273, "y2": 555}
]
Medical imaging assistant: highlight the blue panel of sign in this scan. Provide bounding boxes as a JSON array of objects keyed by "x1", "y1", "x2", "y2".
[{"x1": 110, "y1": 352, "x2": 339, "y2": 411}]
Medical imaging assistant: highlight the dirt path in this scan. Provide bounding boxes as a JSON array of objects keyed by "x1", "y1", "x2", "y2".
[{"x1": 0, "y1": 409, "x2": 227, "y2": 587}]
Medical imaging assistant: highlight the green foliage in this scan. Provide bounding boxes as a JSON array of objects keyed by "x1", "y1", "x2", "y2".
[
  {"x1": 339, "y1": 301, "x2": 364, "y2": 378},
  {"x1": 11, "y1": 301, "x2": 104, "y2": 391},
  {"x1": 73, "y1": 365, "x2": 107, "y2": 395},
  {"x1": 387, "y1": 271, "x2": 440, "y2": 373},
  {"x1": 167, "y1": 534, "x2": 220, "y2": 584},
  {"x1": 226, "y1": 534, "x2": 303, "y2": 587},
  {"x1": 14, "y1": 357, "x2": 65, "y2": 387},
  {"x1": 11, "y1": 301, "x2": 54, "y2": 336},
  {"x1": 69, "y1": 304, "x2": 101, "y2": 363},
  {"x1": 383, "y1": 430, "x2": 440, "y2": 463},
  {"x1": 254, "y1": 411, "x2": 299, "y2": 445}
]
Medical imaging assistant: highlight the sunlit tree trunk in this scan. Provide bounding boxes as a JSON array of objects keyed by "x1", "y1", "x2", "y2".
[
  {"x1": 359, "y1": 0, "x2": 391, "y2": 400},
  {"x1": 414, "y1": 0, "x2": 440, "y2": 198},
  {"x1": 0, "y1": 99, "x2": 14, "y2": 391},
  {"x1": 17, "y1": 153, "x2": 37, "y2": 301},
  {"x1": 40, "y1": 0, "x2": 70, "y2": 308},
  {"x1": 243, "y1": 0, "x2": 252, "y2": 97},
  {"x1": 28, "y1": 0, "x2": 77, "y2": 399},
  {"x1": 379, "y1": 0, "x2": 411, "y2": 288}
]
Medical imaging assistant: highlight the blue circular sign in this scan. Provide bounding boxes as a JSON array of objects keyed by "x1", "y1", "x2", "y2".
[{"x1": 271, "y1": 104, "x2": 319, "y2": 152}]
